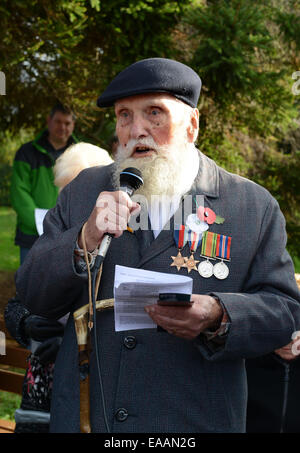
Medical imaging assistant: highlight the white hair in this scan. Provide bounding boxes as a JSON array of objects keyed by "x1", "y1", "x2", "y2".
[
  {"x1": 54, "y1": 142, "x2": 113, "y2": 190},
  {"x1": 113, "y1": 138, "x2": 199, "y2": 201}
]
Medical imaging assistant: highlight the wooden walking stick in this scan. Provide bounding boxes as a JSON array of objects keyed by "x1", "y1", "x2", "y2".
[
  {"x1": 73, "y1": 304, "x2": 91, "y2": 433},
  {"x1": 73, "y1": 298, "x2": 114, "y2": 433},
  {"x1": 73, "y1": 222, "x2": 114, "y2": 433}
]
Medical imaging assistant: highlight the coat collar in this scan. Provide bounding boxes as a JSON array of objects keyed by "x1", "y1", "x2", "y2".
[{"x1": 190, "y1": 150, "x2": 219, "y2": 199}]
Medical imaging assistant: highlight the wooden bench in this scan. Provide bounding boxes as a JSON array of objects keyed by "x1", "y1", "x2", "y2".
[{"x1": 0, "y1": 315, "x2": 29, "y2": 433}]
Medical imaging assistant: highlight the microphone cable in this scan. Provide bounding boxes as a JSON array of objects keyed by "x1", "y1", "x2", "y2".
[{"x1": 91, "y1": 252, "x2": 111, "y2": 433}]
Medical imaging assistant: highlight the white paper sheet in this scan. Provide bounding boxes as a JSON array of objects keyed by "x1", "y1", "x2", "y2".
[
  {"x1": 34, "y1": 208, "x2": 48, "y2": 235},
  {"x1": 114, "y1": 265, "x2": 193, "y2": 332}
]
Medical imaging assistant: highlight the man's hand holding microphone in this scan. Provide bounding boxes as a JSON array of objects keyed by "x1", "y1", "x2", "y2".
[{"x1": 78, "y1": 190, "x2": 141, "y2": 252}]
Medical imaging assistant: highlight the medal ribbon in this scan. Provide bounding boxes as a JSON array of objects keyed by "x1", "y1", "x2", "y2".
[
  {"x1": 216, "y1": 234, "x2": 231, "y2": 260},
  {"x1": 188, "y1": 230, "x2": 202, "y2": 253},
  {"x1": 201, "y1": 231, "x2": 217, "y2": 258},
  {"x1": 174, "y1": 225, "x2": 188, "y2": 249}
]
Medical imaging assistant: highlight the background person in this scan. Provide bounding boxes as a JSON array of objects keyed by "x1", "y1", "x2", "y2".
[
  {"x1": 54, "y1": 142, "x2": 113, "y2": 191},
  {"x1": 10, "y1": 103, "x2": 77, "y2": 264}
]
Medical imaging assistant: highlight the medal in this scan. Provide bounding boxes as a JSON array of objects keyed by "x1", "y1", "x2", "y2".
[
  {"x1": 183, "y1": 230, "x2": 201, "y2": 273},
  {"x1": 198, "y1": 231, "x2": 217, "y2": 278},
  {"x1": 184, "y1": 254, "x2": 200, "y2": 273},
  {"x1": 213, "y1": 234, "x2": 231, "y2": 280},
  {"x1": 213, "y1": 261, "x2": 229, "y2": 280},
  {"x1": 198, "y1": 260, "x2": 214, "y2": 278},
  {"x1": 171, "y1": 225, "x2": 188, "y2": 271},
  {"x1": 170, "y1": 251, "x2": 186, "y2": 271}
]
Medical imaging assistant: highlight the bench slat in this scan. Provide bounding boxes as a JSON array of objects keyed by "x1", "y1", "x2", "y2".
[
  {"x1": 0, "y1": 339, "x2": 28, "y2": 369},
  {"x1": 0, "y1": 369, "x2": 24, "y2": 395},
  {"x1": 0, "y1": 418, "x2": 16, "y2": 433}
]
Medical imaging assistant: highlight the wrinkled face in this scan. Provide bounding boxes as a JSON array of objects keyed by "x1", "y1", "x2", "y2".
[
  {"x1": 114, "y1": 93, "x2": 199, "y2": 159},
  {"x1": 47, "y1": 111, "x2": 75, "y2": 144},
  {"x1": 113, "y1": 93, "x2": 200, "y2": 200}
]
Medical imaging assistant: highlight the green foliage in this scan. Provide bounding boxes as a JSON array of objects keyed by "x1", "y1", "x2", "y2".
[
  {"x1": 190, "y1": 1, "x2": 275, "y2": 102},
  {"x1": 0, "y1": 129, "x2": 35, "y2": 166},
  {"x1": 274, "y1": 0, "x2": 300, "y2": 57},
  {"x1": 185, "y1": 0, "x2": 298, "y2": 138},
  {"x1": 0, "y1": 163, "x2": 12, "y2": 206},
  {"x1": 0, "y1": 207, "x2": 19, "y2": 271},
  {"x1": 0, "y1": 0, "x2": 190, "y2": 144},
  {"x1": 292, "y1": 256, "x2": 300, "y2": 273},
  {"x1": 250, "y1": 144, "x2": 300, "y2": 256},
  {"x1": 0, "y1": 129, "x2": 35, "y2": 206}
]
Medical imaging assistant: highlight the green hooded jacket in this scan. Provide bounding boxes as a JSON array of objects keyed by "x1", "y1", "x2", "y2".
[{"x1": 11, "y1": 129, "x2": 78, "y2": 247}]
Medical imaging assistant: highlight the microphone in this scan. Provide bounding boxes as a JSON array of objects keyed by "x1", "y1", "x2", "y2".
[
  {"x1": 119, "y1": 167, "x2": 144, "y2": 196},
  {"x1": 96, "y1": 167, "x2": 144, "y2": 264}
]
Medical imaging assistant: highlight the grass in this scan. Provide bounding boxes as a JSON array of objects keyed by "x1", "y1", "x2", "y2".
[
  {"x1": 0, "y1": 207, "x2": 19, "y2": 271},
  {"x1": 0, "y1": 391, "x2": 21, "y2": 421}
]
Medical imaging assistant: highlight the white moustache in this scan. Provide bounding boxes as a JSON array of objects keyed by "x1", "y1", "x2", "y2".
[{"x1": 121, "y1": 137, "x2": 161, "y2": 158}]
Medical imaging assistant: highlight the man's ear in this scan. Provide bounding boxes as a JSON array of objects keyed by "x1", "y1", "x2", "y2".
[{"x1": 187, "y1": 108, "x2": 199, "y2": 143}]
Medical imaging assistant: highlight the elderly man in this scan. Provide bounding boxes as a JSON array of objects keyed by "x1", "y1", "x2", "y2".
[{"x1": 16, "y1": 58, "x2": 300, "y2": 433}]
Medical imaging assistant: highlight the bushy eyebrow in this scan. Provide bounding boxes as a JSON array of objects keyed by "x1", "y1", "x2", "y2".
[{"x1": 115, "y1": 103, "x2": 127, "y2": 110}]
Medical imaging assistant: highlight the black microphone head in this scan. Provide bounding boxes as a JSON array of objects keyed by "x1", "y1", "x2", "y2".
[{"x1": 120, "y1": 167, "x2": 144, "y2": 192}]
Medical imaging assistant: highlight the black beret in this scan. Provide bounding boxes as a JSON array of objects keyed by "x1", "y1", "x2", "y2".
[{"x1": 97, "y1": 58, "x2": 201, "y2": 108}]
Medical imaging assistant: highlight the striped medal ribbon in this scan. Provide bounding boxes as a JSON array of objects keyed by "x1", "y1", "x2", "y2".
[
  {"x1": 183, "y1": 230, "x2": 201, "y2": 273},
  {"x1": 213, "y1": 234, "x2": 231, "y2": 280},
  {"x1": 170, "y1": 225, "x2": 188, "y2": 271},
  {"x1": 198, "y1": 231, "x2": 217, "y2": 278}
]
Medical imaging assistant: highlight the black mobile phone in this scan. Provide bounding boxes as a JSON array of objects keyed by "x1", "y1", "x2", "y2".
[{"x1": 157, "y1": 293, "x2": 192, "y2": 306}]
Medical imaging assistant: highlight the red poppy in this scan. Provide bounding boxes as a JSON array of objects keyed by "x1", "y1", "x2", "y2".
[{"x1": 197, "y1": 206, "x2": 216, "y2": 225}]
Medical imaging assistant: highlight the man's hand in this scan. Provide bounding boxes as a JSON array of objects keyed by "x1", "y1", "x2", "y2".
[
  {"x1": 78, "y1": 190, "x2": 140, "y2": 252},
  {"x1": 274, "y1": 332, "x2": 300, "y2": 361},
  {"x1": 144, "y1": 294, "x2": 223, "y2": 340}
]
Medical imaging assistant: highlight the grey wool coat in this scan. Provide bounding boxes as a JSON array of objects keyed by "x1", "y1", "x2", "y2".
[{"x1": 16, "y1": 151, "x2": 300, "y2": 433}]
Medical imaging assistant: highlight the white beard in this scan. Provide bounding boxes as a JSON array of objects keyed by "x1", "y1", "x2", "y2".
[{"x1": 113, "y1": 137, "x2": 199, "y2": 202}]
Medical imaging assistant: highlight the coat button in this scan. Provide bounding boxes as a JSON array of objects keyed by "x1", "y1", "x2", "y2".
[
  {"x1": 115, "y1": 408, "x2": 128, "y2": 422},
  {"x1": 124, "y1": 336, "x2": 137, "y2": 349}
]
